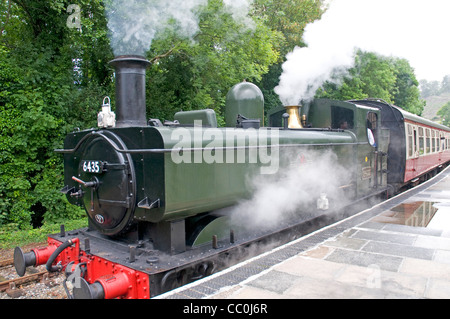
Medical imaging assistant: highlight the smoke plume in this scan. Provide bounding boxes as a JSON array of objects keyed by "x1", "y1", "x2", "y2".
[
  {"x1": 105, "y1": 0, "x2": 255, "y2": 57},
  {"x1": 275, "y1": 0, "x2": 450, "y2": 105},
  {"x1": 105, "y1": 0, "x2": 207, "y2": 56}
]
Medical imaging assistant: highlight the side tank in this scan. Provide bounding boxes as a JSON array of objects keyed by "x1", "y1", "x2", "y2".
[{"x1": 60, "y1": 123, "x2": 357, "y2": 239}]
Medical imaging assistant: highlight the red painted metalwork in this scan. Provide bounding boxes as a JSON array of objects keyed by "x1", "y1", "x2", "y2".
[
  {"x1": 31, "y1": 244, "x2": 57, "y2": 266},
  {"x1": 81, "y1": 254, "x2": 150, "y2": 299},
  {"x1": 42, "y1": 237, "x2": 150, "y2": 299}
]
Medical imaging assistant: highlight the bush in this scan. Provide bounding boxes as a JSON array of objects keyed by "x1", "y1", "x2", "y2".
[{"x1": 0, "y1": 219, "x2": 88, "y2": 250}]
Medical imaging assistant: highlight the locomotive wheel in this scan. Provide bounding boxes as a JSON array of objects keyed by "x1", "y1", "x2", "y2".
[{"x1": 161, "y1": 269, "x2": 189, "y2": 292}]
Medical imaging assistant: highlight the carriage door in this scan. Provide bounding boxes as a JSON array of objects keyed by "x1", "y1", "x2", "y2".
[
  {"x1": 367, "y1": 112, "x2": 381, "y2": 187},
  {"x1": 407, "y1": 124, "x2": 420, "y2": 180},
  {"x1": 439, "y1": 131, "x2": 445, "y2": 162}
]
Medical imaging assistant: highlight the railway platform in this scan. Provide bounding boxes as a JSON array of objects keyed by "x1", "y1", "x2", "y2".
[{"x1": 158, "y1": 167, "x2": 450, "y2": 299}]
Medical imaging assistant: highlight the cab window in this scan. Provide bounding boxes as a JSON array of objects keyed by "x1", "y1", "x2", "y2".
[
  {"x1": 366, "y1": 112, "x2": 377, "y2": 147},
  {"x1": 331, "y1": 106, "x2": 354, "y2": 129}
]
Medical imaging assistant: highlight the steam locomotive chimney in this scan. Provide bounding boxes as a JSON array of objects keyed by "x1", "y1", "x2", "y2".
[
  {"x1": 285, "y1": 105, "x2": 303, "y2": 129},
  {"x1": 109, "y1": 55, "x2": 150, "y2": 128}
]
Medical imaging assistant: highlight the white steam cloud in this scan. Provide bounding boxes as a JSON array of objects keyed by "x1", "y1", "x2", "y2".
[
  {"x1": 105, "y1": 0, "x2": 255, "y2": 57},
  {"x1": 105, "y1": 0, "x2": 207, "y2": 56},
  {"x1": 230, "y1": 149, "x2": 351, "y2": 231},
  {"x1": 223, "y1": 0, "x2": 255, "y2": 28},
  {"x1": 275, "y1": 0, "x2": 450, "y2": 106}
]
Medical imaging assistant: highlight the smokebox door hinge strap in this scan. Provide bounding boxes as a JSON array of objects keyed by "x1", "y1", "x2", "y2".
[{"x1": 137, "y1": 197, "x2": 160, "y2": 210}]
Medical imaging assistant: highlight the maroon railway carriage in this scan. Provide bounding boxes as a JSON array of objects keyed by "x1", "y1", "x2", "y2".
[
  {"x1": 403, "y1": 111, "x2": 450, "y2": 183},
  {"x1": 351, "y1": 99, "x2": 450, "y2": 192}
]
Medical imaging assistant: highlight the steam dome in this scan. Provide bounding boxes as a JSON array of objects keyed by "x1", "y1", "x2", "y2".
[{"x1": 225, "y1": 81, "x2": 264, "y2": 127}]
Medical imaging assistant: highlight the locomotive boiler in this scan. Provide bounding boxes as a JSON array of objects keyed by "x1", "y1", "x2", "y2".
[{"x1": 15, "y1": 54, "x2": 448, "y2": 299}]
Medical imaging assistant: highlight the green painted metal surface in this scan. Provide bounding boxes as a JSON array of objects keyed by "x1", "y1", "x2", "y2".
[
  {"x1": 225, "y1": 82, "x2": 264, "y2": 127},
  {"x1": 61, "y1": 97, "x2": 389, "y2": 237}
]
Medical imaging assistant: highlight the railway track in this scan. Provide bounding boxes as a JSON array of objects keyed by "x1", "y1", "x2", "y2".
[
  {"x1": 0, "y1": 256, "x2": 64, "y2": 298},
  {"x1": 0, "y1": 258, "x2": 13, "y2": 268},
  {"x1": 0, "y1": 270, "x2": 51, "y2": 292}
]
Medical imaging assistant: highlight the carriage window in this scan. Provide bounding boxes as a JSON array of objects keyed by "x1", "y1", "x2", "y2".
[
  {"x1": 331, "y1": 106, "x2": 354, "y2": 129},
  {"x1": 437, "y1": 131, "x2": 442, "y2": 152},
  {"x1": 431, "y1": 130, "x2": 436, "y2": 153},
  {"x1": 425, "y1": 128, "x2": 431, "y2": 154},
  {"x1": 414, "y1": 129, "x2": 418, "y2": 154},
  {"x1": 438, "y1": 134, "x2": 440, "y2": 151},
  {"x1": 419, "y1": 127, "x2": 424, "y2": 155},
  {"x1": 436, "y1": 132, "x2": 440, "y2": 152}
]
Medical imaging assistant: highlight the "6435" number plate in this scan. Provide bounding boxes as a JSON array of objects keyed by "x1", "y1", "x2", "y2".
[{"x1": 81, "y1": 160, "x2": 104, "y2": 174}]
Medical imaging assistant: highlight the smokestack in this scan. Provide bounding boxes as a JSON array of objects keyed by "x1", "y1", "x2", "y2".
[
  {"x1": 285, "y1": 105, "x2": 303, "y2": 129},
  {"x1": 109, "y1": 55, "x2": 150, "y2": 128}
]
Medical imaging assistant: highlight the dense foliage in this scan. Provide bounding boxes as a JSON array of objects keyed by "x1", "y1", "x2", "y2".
[
  {"x1": 316, "y1": 50, "x2": 425, "y2": 115},
  {"x1": 0, "y1": 0, "x2": 427, "y2": 233},
  {"x1": 0, "y1": 0, "x2": 112, "y2": 229},
  {"x1": 146, "y1": 0, "x2": 283, "y2": 122},
  {"x1": 437, "y1": 102, "x2": 450, "y2": 126}
]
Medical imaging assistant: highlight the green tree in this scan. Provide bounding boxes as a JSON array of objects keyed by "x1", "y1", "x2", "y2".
[
  {"x1": 437, "y1": 101, "x2": 450, "y2": 126},
  {"x1": 252, "y1": 0, "x2": 324, "y2": 57},
  {"x1": 316, "y1": 50, "x2": 425, "y2": 115},
  {"x1": 251, "y1": 0, "x2": 325, "y2": 111},
  {"x1": 0, "y1": 0, "x2": 281, "y2": 228},
  {"x1": 441, "y1": 75, "x2": 450, "y2": 94},
  {"x1": 0, "y1": 1, "x2": 111, "y2": 228},
  {"x1": 420, "y1": 79, "x2": 441, "y2": 98},
  {"x1": 391, "y1": 58, "x2": 424, "y2": 115},
  {"x1": 421, "y1": 75, "x2": 450, "y2": 98},
  {"x1": 146, "y1": 0, "x2": 280, "y2": 122}
]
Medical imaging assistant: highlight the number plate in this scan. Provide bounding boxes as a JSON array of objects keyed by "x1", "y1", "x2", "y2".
[{"x1": 81, "y1": 161, "x2": 104, "y2": 174}]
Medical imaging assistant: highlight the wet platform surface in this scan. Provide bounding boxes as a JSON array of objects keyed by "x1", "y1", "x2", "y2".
[{"x1": 158, "y1": 168, "x2": 450, "y2": 299}]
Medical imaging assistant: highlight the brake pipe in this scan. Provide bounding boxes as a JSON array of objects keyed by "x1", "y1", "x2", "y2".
[{"x1": 46, "y1": 238, "x2": 79, "y2": 272}]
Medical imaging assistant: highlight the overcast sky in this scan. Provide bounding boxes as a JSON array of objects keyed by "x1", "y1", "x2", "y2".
[{"x1": 321, "y1": 0, "x2": 450, "y2": 81}]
